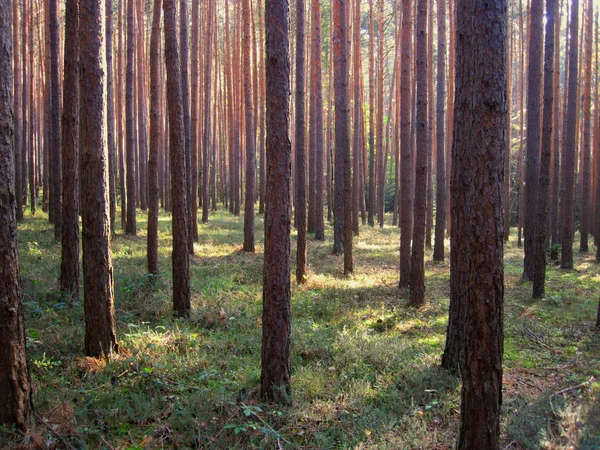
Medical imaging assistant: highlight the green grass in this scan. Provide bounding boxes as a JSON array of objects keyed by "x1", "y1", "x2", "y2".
[{"x1": 4, "y1": 207, "x2": 600, "y2": 449}]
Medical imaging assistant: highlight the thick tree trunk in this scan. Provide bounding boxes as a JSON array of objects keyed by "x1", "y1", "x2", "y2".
[
  {"x1": 0, "y1": 2, "x2": 33, "y2": 428},
  {"x1": 561, "y1": 0, "x2": 579, "y2": 270},
  {"x1": 148, "y1": 0, "x2": 162, "y2": 275},
  {"x1": 261, "y1": 0, "x2": 292, "y2": 405},
  {"x1": 60, "y1": 0, "x2": 80, "y2": 300},
  {"x1": 79, "y1": 0, "x2": 119, "y2": 359},
  {"x1": 164, "y1": 0, "x2": 191, "y2": 317},
  {"x1": 453, "y1": 1, "x2": 506, "y2": 448},
  {"x1": 410, "y1": 0, "x2": 427, "y2": 307}
]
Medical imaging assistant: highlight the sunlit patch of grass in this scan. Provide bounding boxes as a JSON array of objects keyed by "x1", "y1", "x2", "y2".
[{"x1": 7, "y1": 210, "x2": 600, "y2": 449}]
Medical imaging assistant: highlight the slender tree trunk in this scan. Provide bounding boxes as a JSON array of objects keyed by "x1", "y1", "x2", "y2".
[
  {"x1": 50, "y1": 0, "x2": 61, "y2": 239},
  {"x1": 579, "y1": 0, "x2": 593, "y2": 253},
  {"x1": 261, "y1": 0, "x2": 292, "y2": 405},
  {"x1": 79, "y1": 0, "x2": 119, "y2": 359},
  {"x1": 516, "y1": 0, "x2": 525, "y2": 247},
  {"x1": 313, "y1": 0, "x2": 324, "y2": 240},
  {"x1": 367, "y1": 0, "x2": 375, "y2": 228},
  {"x1": 106, "y1": 0, "x2": 117, "y2": 234},
  {"x1": 164, "y1": 0, "x2": 191, "y2": 317},
  {"x1": 0, "y1": 1, "x2": 33, "y2": 428},
  {"x1": 410, "y1": 0, "x2": 428, "y2": 307},
  {"x1": 376, "y1": 0, "x2": 384, "y2": 228},
  {"x1": 523, "y1": 0, "x2": 543, "y2": 281},
  {"x1": 148, "y1": 0, "x2": 162, "y2": 275},
  {"x1": 180, "y1": 0, "x2": 193, "y2": 252},
  {"x1": 190, "y1": 0, "x2": 199, "y2": 241},
  {"x1": 125, "y1": 0, "x2": 137, "y2": 235},
  {"x1": 12, "y1": 0, "x2": 21, "y2": 222},
  {"x1": 202, "y1": 0, "x2": 214, "y2": 224},
  {"x1": 561, "y1": 0, "x2": 579, "y2": 270},
  {"x1": 295, "y1": 0, "x2": 307, "y2": 282},
  {"x1": 242, "y1": 0, "x2": 256, "y2": 252},
  {"x1": 60, "y1": 0, "x2": 80, "y2": 300},
  {"x1": 531, "y1": 0, "x2": 556, "y2": 299},
  {"x1": 399, "y1": 0, "x2": 413, "y2": 287},
  {"x1": 433, "y1": 0, "x2": 446, "y2": 261},
  {"x1": 118, "y1": 0, "x2": 126, "y2": 230},
  {"x1": 453, "y1": 2, "x2": 506, "y2": 447}
]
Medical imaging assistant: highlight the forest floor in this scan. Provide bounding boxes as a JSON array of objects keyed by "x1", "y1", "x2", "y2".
[{"x1": 4, "y1": 208, "x2": 600, "y2": 449}]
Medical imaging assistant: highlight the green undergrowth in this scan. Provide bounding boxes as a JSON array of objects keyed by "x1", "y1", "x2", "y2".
[{"x1": 4, "y1": 208, "x2": 599, "y2": 449}]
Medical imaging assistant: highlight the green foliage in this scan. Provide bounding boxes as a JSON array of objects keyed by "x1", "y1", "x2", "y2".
[{"x1": 7, "y1": 209, "x2": 599, "y2": 449}]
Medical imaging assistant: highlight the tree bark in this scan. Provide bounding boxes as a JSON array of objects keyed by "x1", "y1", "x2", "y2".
[
  {"x1": 295, "y1": 0, "x2": 307, "y2": 282},
  {"x1": 125, "y1": 0, "x2": 137, "y2": 235},
  {"x1": 261, "y1": 0, "x2": 292, "y2": 405},
  {"x1": 148, "y1": 0, "x2": 162, "y2": 275},
  {"x1": 531, "y1": 0, "x2": 556, "y2": 299},
  {"x1": 79, "y1": 0, "x2": 119, "y2": 359},
  {"x1": 180, "y1": 0, "x2": 193, "y2": 252},
  {"x1": 522, "y1": 0, "x2": 543, "y2": 281},
  {"x1": 106, "y1": 0, "x2": 117, "y2": 234},
  {"x1": 242, "y1": 0, "x2": 256, "y2": 252},
  {"x1": 433, "y1": 0, "x2": 446, "y2": 262},
  {"x1": 0, "y1": 1, "x2": 33, "y2": 428},
  {"x1": 399, "y1": 0, "x2": 413, "y2": 287},
  {"x1": 313, "y1": 0, "x2": 324, "y2": 241},
  {"x1": 560, "y1": 0, "x2": 579, "y2": 270},
  {"x1": 452, "y1": 1, "x2": 506, "y2": 448},
  {"x1": 50, "y1": 0, "x2": 62, "y2": 239},
  {"x1": 164, "y1": 0, "x2": 191, "y2": 317},
  {"x1": 60, "y1": 0, "x2": 80, "y2": 300},
  {"x1": 410, "y1": 0, "x2": 427, "y2": 307}
]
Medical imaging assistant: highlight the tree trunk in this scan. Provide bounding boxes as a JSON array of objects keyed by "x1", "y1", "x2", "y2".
[
  {"x1": 148, "y1": 0, "x2": 162, "y2": 275},
  {"x1": 79, "y1": 0, "x2": 119, "y2": 359},
  {"x1": 125, "y1": 0, "x2": 137, "y2": 235},
  {"x1": 579, "y1": 0, "x2": 593, "y2": 253},
  {"x1": 180, "y1": 0, "x2": 193, "y2": 252},
  {"x1": 0, "y1": 1, "x2": 33, "y2": 428},
  {"x1": 60, "y1": 0, "x2": 80, "y2": 300},
  {"x1": 560, "y1": 0, "x2": 579, "y2": 270},
  {"x1": 50, "y1": 0, "x2": 62, "y2": 239},
  {"x1": 190, "y1": 0, "x2": 199, "y2": 241},
  {"x1": 106, "y1": 0, "x2": 117, "y2": 234},
  {"x1": 164, "y1": 0, "x2": 191, "y2": 317},
  {"x1": 202, "y1": 0, "x2": 214, "y2": 224},
  {"x1": 453, "y1": 1, "x2": 506, "y2": 448},
  {"x1": 531, "y1": 0, "x2": 556, "y2": 299},
  {"x1": 313, "y1": 0, "x2": 324, "y2": 241},
  {"x1": 376, "y1": 0, "x2": 384, "y2": 228},
  {"x1": 399, "y1": 0, "x2": 412, "y2": 287},
  {"x1": 295, "y1": 0, "x2": 307, "y2": 282},
  {"x1": 242, "y1": 0, "x2": 256, "y2": 252},
  {"x1": 410, "y1": 0, "x2": 427, "y2": 307},
  {"x1": 261, "y1": 0, "x2": 292, "y2": 405},
  {"x1": 433, "y1": 0, "x2": 446, "y2": 262},
  {"x1": 523, "y1": 0, "x2": 543, "y2": 281}
]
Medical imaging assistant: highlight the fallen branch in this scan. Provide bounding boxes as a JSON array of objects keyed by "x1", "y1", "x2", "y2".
[{"x1": 35, "y1": 413, "x2": 77, "y2": 450}]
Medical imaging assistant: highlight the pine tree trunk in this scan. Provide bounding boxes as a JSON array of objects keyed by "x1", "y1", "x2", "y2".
[
  {"x1": 180, "y1": 0, "x2": 193, "y2": 252},
  {"x1": 0, "y1": 2, "x2": 33, "y2": 428},
  {"x1": 164, "y1": 0, "x2": 191, "y2": 317},
  {"x1": 313, "y1": 0, "x2": 325, "y2": 241},
  {"x1": 261, "y1": 0, "x2": 292, "y2": 405},
  {"x1": 532, "y1": 0, "x2": 556, "y2": 299},
  {"x1": 148, "y1": 0, "x2": 162, "y2": 275},
  {"x1": 295, "y1": 0, "x2": 307, "y2": 282},
  {"x1": 561, "y1": 0, "x2": 579, "y2": 270},
  {"x1": 106, "y1": 0, "x2": 117, "y2": 234},
  {"x1": 242, "y1": 0, "x2": 256, "y2": 252},
  {"x1": 523, "y1": 0, "x2": 543, "y2": 281},
  {"x1": 433, "y1": 0, "x2": 446, "y2": 262},
  {"x1": 399, "y1": 0, "x2": 413, "y2": 287},
  {"x1": 79, "y1": 0, "x2": 119, "y2": 359},
  {"x1": 125, "y1": 0, "x2": 137, "y2": 235},
  {"x1": 60, "y1": 0, "x2": 80, "y2": 300},
  {"x1": 50, "y1": 0, "x2": 62, "y2": 239},
  {"x1": 453, "y1": 1, "x2": 506, "y2": 447}
]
